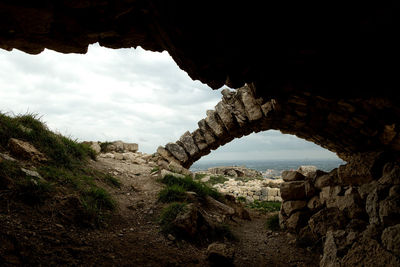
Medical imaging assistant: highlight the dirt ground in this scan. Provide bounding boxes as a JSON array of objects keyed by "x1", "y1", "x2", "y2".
[{"x1": 0, "y1": 157, "x2": 321, "y2": 266}]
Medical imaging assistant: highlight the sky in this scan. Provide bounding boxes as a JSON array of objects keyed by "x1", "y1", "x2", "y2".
[{"x1": 0, "y1": 43, "x2": 339, "y2": 161}]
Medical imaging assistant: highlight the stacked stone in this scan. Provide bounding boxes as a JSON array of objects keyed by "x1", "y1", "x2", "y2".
[
  {"x1": 279, "y1": 153, "x2": 400, "y2": 266},
  {"x1": 213, "y1": 179, "x2": 282, "y2": 202},
  {"x1": 157, "y1": 84, "x2": 277, "y2": 168}
]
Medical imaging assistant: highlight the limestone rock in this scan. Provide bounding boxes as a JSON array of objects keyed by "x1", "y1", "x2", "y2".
[
  {"x1": 297, "y1": 165, "x2": 317, "y2": 177},
  {"x1": 156, "y1": 146, "x2": 180, "y2": 165},
  {"x1": 207, "y1": 243, "x2": 234, "y2": 266},
  {"x1": 282, "y1": 200, "x2": 306, "y2": 216},
  {"x1": 308, "y1": 208, "x2": 347, "y2": 237},
  {"x1": 286, "y1": 210, "x2": 309, "y2": 231},
  {"x1": 205, "y1": 110, "x2": 225, "y2": 138},
  {"x1": 215, "y1": 102, "x2": 235, "y2": 130},
  {"x1": 191, "y1": 129, "x2": 208, "y2": 151},
  {"x1": 160, "y1": 169, "x2": 185, "y2": 179},
  {"x1": 307, "y1": 196, "x2": 322, "y2": 211},
  {"x1": 165, "y1": 143, "x2": 188, "y2": 163},
  {"x1": 319, "y1": 186, "x2": 342, "y2": 206},
  {"x1": 123, "y1": 142, "x2": 138, "y2": 152},
  {"x1": 280, "y1": 181, "x2": 306, "y2": 200},
  {"x1": 381, "y1": 224, "x2": 400, "y2": 255},
  {"x1": 315, "y1": 173, "x2": 337, "y2": 189},
  {"x1": 179, "y1": 131, "x2": 199, "y2": 157},
  {"x1": 198, "y1": 119, "x2": 216, "y2": 145},
  {"x1": 84, "y1": 141, "x2": 101, "y2": 154},
  {"x1": 239, "y1": 86, "x2": 263, "y2": 121},
  {"x1": 379, "y1": 194, "x2": 400, "y2": 227},
  {"x1": 8, "y1": 138, "x2": 47, "y2": 162},
  {"x1": 320, "y1": 231, "x2": 340, "y2": 267},
  {"x1": 281, "y1": 171, "x2": 305, "y2": 182},
  {"x1": 173, "y1": 203, "x2": 198, "y2": 237}
]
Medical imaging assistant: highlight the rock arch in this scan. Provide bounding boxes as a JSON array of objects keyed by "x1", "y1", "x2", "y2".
[{"x1": 158, "y1": 84, "x2": 400, "y2": 168}]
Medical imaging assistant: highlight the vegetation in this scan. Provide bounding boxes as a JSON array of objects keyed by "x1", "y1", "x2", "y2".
[
  {"x1": 265, "y1": 214, "x2": 280, "y2": 231},
  {"x1": 237, "y1": 196, "x2": 247, "y2": 203},
  {"x1": 158, "y1": 184, "x2": 187, "y2": 203},
  {"x1": 151, "y1": 166, "x2": 159, "y2": 173},
  {"x1": 247, "y1": 200, "x2": 281, "y2": 213},
  {"x1": 159, "y1": 202, "x2": 187, "y2": 235},
  {"x1": 208, "y1": 175, "x2": 229, "y2": 185},
  {"x1": 0, "y1": 112, "x2": 116, "y2": 227},
  {"x1": 99, "y1": 141, "x2": 112, "y2": 153},
  {"x1": 194, "y1": 173, "x2": 207, "y2": 180},
  {"x1": 160, "y1": 174, "x2": 222, "y2": 201}
]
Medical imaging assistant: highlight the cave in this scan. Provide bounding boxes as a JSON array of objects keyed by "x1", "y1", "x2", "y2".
[{"x1": 1, "y1": 1, "x2": 399, "y2": 266}]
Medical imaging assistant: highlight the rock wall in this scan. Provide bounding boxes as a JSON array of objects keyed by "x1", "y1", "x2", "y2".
[{"x1": 279, "y1": 153, "x2": 400, "y2": 266}]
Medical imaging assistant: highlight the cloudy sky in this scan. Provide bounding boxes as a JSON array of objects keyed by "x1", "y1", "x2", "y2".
[{"x1": 0, "y1": 43, "x2": 339, "y2": 161}]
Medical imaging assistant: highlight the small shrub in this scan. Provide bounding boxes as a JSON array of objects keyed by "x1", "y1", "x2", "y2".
[
  {"x1": 194, "y1": 173, "x2": 207, "y2": 180},
  {"x1": 161, "y1": 174, "x2": 222, "y2": 201},
  {"x1": 265, "y1": 214, "x2": 280, "y2": 231},
  {"x1": 248, "y1": 200, "x2": 281, "y2": 213},
  {"x1": 100, "y1": 141, "x2": 112, "y2": 153},
  {"x1": 237, "y1": 196, "x2": 246, "y2": 203},
  {"x1": 159, "y1": 202, "x2": 187, "y2": 235},
  {"x1": 158, "y1": 185, "x2": 187, "y2": 203},
  {"x1": 208, "y1": 175, "x2": 228, "y2": 185},
  {"x1": 103, "y1": 174, "x2": 121, "y2": 188}
]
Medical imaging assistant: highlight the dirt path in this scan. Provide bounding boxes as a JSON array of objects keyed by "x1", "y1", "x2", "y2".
[{"x1": 231, "y1": 211, "x2": 320, "y2": 267}]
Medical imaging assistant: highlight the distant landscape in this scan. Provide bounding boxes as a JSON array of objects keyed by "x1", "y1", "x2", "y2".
[{"x1": 190, "y1": 158, "x2": 345, "y2": 176}]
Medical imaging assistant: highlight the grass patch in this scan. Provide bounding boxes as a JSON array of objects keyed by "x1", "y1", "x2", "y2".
[
  {"x1": 151, "y1": 166, "x2": 159, "y2": 173},
  {"x1": 194, "y1": 173, "x2": 207, "y2": 180},
  {"x1": 247, "y1": 200, "x2": 281, "y2": 213},
  {"x1": 208, "y1": 175, "x2": 228, "y2": 185},
  {"x1": 160, "y1": 174, "x2": 222, "y2": 201},
  {"x1": 0, "y1": 112, "x2": 117, "y2": 227},
  {"x1": 158, "y1": 185, "x2": 187, "y2": 203},
  {"x1": 103, "y1": 174, "x2": 121, "y2": 188},
  {"x1": 265, "y1": 214, "x2": 280, "y2": 231},
  {"x1": 159, "y1": 202, "x2": 187, "y2": 235},
  {"x1": 237, "y1": 196, "x2": 246, "y2": 203}
]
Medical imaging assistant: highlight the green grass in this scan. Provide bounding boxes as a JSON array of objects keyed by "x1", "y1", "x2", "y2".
[
  {"x1": 103, "y1": 174, "x2": 121, "y2": 188},
  {"x1": 247, "y1": 200, "x2": 281, "y2": 213},
  {"x1": 151, "y1": 166, "x2": 160, "y2": 173},
  {"x1": 160, "y1": 174, "x2": 222, "y2": 201},
  {"x1": 158, "y1": 185, "x2": 187, "y2": 203},
  {"x1": 237, "y1": 196, "x2": 247, "y2": 203},
  {"x1": 159, "y1": 202, "x2": 187, "y2": 235},
  {"x1": 194, "y1": 173, "x2": 207, "y2": 180},
  {"x1": 0, "y1": 112, "x2": 96, "y2": 168},
  {"x1": 0, "y1": 112, "x2": 117, "y2": 227},
  {"x1": 99, "y1": 141, "x2": 112, "y2": 153},
  {"x1": 265, "y1": 214, "x2": 280, "y2": 231},
  {"x1": 208, "y1": 175, "x2": 228, "y2": 185}
]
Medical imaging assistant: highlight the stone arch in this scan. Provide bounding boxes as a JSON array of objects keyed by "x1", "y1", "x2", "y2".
[{"x1": 158, "y1": 84, "x2": 400, "y2": 168}]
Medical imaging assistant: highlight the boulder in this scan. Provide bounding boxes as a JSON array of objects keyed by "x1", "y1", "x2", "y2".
[
  {"x1": 307, "y1": 195, "x2": 322, "y2": 211},
  {"x1": 160, "y1": 169, "x2": 185, "y2": 179},
  {"x1": 319, "y1": 186, "x2": 342, "y2": 206},
  {"x1": 286, "y1": 210, "x2": 309, "y2": 231},
  {"x1": 173, "y1": 203, "x2": 199, "y2": 237},
  {"x1": 320, "y1": 231, "x2": 340, "y2": 267},
  {"x1": 308, "y1": 208, "x2": 347, "y2": 237},
  {"x1": 381, "y1": 224, "x2": 400, "y2": 255},
  {"x1": 207, "y1": 243, "x2": 234, "y2": 266},
  {"x1": 8, "y1": 138, "x2": 47, "y2": 162},
  {"x1": 165, "y1": 143, "x2": 188, "y2": 163},
  {"x1": 379, "y1": 194, "x2": 400, "y2": 227},
  {"x1": 111, "y1": 141, "x2": 125, "y2": 152},
  {"x1": 281, "y1": 171, "x2": 305, "y2": 182},
  {"x1": 282, "y1": 200, "x2": 307, "y2": 216},
  {"x1": 178, "y1": 131, "x2": 199, "y2": 157},
  {"x1": 297, "y1": 165, "x2": 317, "y2": 177},
  {"x1": 85, "y1": 141, "x2": 101, "y2": 154},
  {"x1": 123, "y1": 142, "x2": 138, "y2": 152},
  {"x1": 280, "y1": 181, "x2": 306, "y2": 200}
]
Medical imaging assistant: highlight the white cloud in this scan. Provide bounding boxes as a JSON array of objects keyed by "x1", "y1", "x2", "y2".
[{"x1": 0, "y1": 44, "x2": 339, "y2": 161}]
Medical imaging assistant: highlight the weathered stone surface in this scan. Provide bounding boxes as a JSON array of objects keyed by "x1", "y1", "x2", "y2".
[
  {"x1": 239, "y1": 86, "x2": 263, "y2": 121},
  {"x1": 282, "y1": 200, "x2": 307, "y2": 216},
  {"x1": 320, "y1": 231, "x2": 340, "y2": 267},
  {"x1": 297, "y1": 165, "x2": 317, "y2": 177},
  {"x1": 173, "y1": 203, "x2": 198, "y2": 237},
  {"x1": 191, "y1": 129, "x2": 208, "y2": 151},
  {"x1": 379, "y1": 194, "x2": 400, "y2": 227},
  {"x1": 308, "y1": 208, "x2": 347, "y2": 237},
  {"x1": 307, "y1": 196, "x2": 322, "y2": 211},
  {"x1": 280, "y1": 181, "x2": 306, "y2": 200},
  {"x1": 286, "y1": 211, "x2": 309, "y2": 231},
  {"x1": 8, "y1": 138, "x2": 47, "y2": 162},
  {"x1": 198, "y1": 119, "x2": 216, "y2": 145},
  {"x1": 207, "y1": 166, "x2": 262, "y2": 178},
  {"x1": 207, "y1": 243, "x2": 234, "y2": 266},
  {"x1": 205, "y1": 110, "x2": 225, "y2": 138},
  {"x1": 83, "y1": 141, "x2": 101, "y2": 154},
  {"x1": 157, "y1": 146, "x2": 180, "y2": 165},
  {"x1": 179, "y1": 131, "x2": 199, "y2": 157},
  {"x1": 165, "y1": 143, "x2": 188, "y2": 163},
  {"x1": 160, "y1": 169, "x2": 185, "y2": 179},
  {"x1": 215, "y1": 102, "x2": 235, "y2": 130},
  {"x1": 320, "y1": 186, "x2": 342, "y2": 206},
  {"x1": 123, "y1": 143, "x2": 138, "y2": 152},
  {"x1": 315, "y1": 171, "x2": 338, "y2": 189},
  {"x1": 381, "y1": 224, "x2": 400, "y2": 255},
  {"x1": 281, "y1": 171, "x2": 305, "y2": 182}
]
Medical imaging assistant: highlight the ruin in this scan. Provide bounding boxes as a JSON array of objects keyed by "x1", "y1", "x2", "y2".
[{"x1": 1, "y1": 1, "x2": 399, "y2": 265}]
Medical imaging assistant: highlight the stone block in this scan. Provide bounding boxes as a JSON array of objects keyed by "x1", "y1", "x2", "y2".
[
  {"x1": 282, "y1": 170, "x2": 305, "y2": 182},
  {"x1": 280, "y1": 181, "x2": 306, "y2": 200},
  {"x1": 282, "y1": 200, "x2": 307, "y2": 216}
]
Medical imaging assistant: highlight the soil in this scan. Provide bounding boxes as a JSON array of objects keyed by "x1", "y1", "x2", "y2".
[{"x1": 1, "y1": 157, "x2": 321, "y2": 266}]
